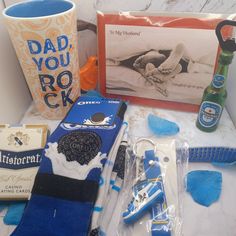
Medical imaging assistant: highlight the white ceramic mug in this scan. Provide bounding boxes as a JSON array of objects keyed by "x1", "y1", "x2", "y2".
[{"x1": 3, "y1": 0, "x2": 80, "y2": 119}]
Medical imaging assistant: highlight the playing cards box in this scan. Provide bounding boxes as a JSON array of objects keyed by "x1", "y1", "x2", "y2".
[{"x1": 0, "y1": 124, "x2": 48, "y2": 200}]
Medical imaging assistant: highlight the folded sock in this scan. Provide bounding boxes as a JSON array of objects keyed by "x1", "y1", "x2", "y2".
[
  {"x1": 11, "y1": 96, "x2": 127, "y2": 236},
  {"x1": 100, "y1": 138, "x2": 127, "y2": 233},
  {"x1": 100, "y1": 177, "x2": 123, "y2": 234},
  {"x1": 109, "y1": 172, "x2": 117, "y2": 190},
  {"x1": 90, "y1": 123, "x2": 128, "y2": 233},
  {"x1": 105, "y1": 192, "x2": 124, "y2": 236}
]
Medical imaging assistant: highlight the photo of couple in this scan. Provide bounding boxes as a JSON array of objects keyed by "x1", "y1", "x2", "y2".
[{"x1": 104, "y1": 24, "x2": 219, "y2": 105}]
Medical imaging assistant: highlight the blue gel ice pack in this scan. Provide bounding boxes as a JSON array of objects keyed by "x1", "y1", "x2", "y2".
[
  {"x1": 3, "y1": 202, "x2": 26, "y2": 225},
  {"x1": 148, "y1": 114, "x2": 179, "y2": 136},
  {"x1": 212, "y1": 160, "x2": 236, "y2": 167},
  {"x1": 186, "y1": 170, "x2": 222, "y2": 207}
]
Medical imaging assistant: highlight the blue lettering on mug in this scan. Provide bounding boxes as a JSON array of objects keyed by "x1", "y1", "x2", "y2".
[
  {"x1": 57, "y1": 70, "x2": 72, "y2": 89},
  {"x1": 27, "y1": 40, "x2": 41, "y2": 54},
  {"x1": 28, "y1": 35, "x2": 68, "y2": 55},
  {"x1": 39, "y1": 74, "x2": 56, "y2": 92},
  {"x1": 28, "y1": 35, "x2": 70, "y2": 71},
  {"x1": 27, "y1": 34, "x2": 75, "y2": 109},
  {"x1": 61, "y1": 88, "x2": 73, "y2": 106},
  {"x1": 44, "y1": 39, "x2": 56, "y2": 54},
  {"x1": 45, "y1": 56, "x2": 59, "y2": 70},
  {"x1": 32, "y1": 57, "x2": 43, "y2": 71},
  {"x1": 58, "y1": 35, "x2": 68, "y2": 51},
  {"x1": 44, "y1": 93, "x2": 59, "y2": 108},
  {"x1": 60, "y1": 52, "x2": 70, "y2": 67},
  {"x1": 39, "y1": 71, "x2": 73, "y2": 108},
  {"x1": 32, "y1": 53, "x2": 70, "y2": 71}
]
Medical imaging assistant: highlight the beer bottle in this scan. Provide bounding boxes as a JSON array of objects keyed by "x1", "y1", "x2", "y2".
[
  {"x1": 196, "y1": 50, "x2": 233, "y2": 132},
  {"x1": 196, "y1": 20, "x2": 236, "y2": 132}
]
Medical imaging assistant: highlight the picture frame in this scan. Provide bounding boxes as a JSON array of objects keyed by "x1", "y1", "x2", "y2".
[{"x1": 97, "y1": 12, "x2": 234, "y2": 112}]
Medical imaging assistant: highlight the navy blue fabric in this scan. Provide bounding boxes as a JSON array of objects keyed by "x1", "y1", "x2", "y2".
[
  {"x1": 11, "y1": 96, "x2": 126, "y2": 236},
  {"x1": 5, "y1": 0, "x2": 72, "y2": 18},
  {"x1": 13, "y1": 195, "x2": 93, "y2": 236}
]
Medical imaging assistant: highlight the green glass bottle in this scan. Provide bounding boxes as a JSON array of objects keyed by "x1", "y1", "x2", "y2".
[
  {"x1": 196, "y1": 50, "x2": 233, "y2": 132},
  {"x1": 196, "y1": 19, "x2": 236, "y2": 132}
]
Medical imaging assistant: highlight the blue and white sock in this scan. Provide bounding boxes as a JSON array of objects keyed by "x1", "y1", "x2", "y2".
[
  {"x1": 100, "y1": 137, "x2": 128, "y2": 234},
  {"x1": 11, "y1": 96, "x2": 127, "y2": 236},
  {"x1": 90, "y1": 122, "x2": 128, "y2": 234}
]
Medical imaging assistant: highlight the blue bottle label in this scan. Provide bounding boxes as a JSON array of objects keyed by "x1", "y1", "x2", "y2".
[
  {"x1": 212, "y1": 74, "x2": 225, "y2": 88},
  {"x1": 198, "y1": 101, "x2": 222, "y2": 128}
]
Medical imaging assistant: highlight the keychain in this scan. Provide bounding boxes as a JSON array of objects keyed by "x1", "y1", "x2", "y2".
[{"x1": 122, "y1": 138, "x2": 172, "y2": 235}]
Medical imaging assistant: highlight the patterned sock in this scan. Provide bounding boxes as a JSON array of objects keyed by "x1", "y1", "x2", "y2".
[
  {"x1": 11, "y1": 96, "x2": 127, "y2": 236},
  {"x1": 90, "y1": 133, "x2": 127, "y2": 236},
  {"x1": 90, "y1": 123, "x2": 127, "y2": 233}
]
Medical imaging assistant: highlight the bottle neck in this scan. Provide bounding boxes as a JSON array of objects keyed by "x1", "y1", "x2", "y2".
[{"x1": 211, "y1": 50, "x2": 233, "y2": 89}]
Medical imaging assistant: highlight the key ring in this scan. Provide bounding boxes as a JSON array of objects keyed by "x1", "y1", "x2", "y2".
[
  {"x1": 133, "y1": 138, "x2": 157, "y2": 181},
  {"x1": 133, "y1": 138, "x2": 157, "y2": 157}
]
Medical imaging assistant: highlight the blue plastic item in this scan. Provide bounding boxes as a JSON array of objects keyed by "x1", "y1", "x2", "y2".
[
  {"x1": 123, "y1": 181, "x2": 163, "y2": 224},
  {"x1": 189, "y1": 147, "x2": 236, "y2": 163},
  {"x1": 212, "y1": 160, "x2": 236, "y2": 167},
  {"x1": 123, "y1": 150, "x2": 171, "y2": 236},
  {"x1": 144, "y1": 150, "x2": 171, "y2": 236},
  {"x1": 0, "y1": 201, "x2": 26, "y2": 225},
  {"x1": 148, "y1": 114, "x2": 179, "y2": 136},
  {"x1": 186, "y1": 170, "x2": 222, "y2": 207},
  {"x1": 3, "y1": 202, "x2": 26, "y2": 225}
]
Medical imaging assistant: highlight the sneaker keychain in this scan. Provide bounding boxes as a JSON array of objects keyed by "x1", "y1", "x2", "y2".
[
  {"x1": 122, "y1": 138, "x2": 164, "y2": 225},
  {"x1": 146, "y1": 150, "x2": 172, "y2": 236}
]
